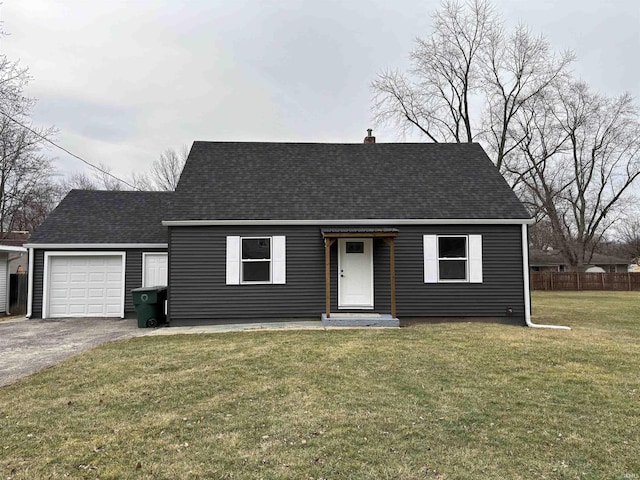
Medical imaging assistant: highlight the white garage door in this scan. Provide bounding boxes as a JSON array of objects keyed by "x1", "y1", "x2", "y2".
[{"x1": 46, "y1": 254, "x2": 124, "y2": 318}]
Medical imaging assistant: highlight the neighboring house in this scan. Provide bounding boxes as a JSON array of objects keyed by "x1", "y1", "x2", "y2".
[
  {"x1": 24, "y1": 191, "x2": 170, "y2": 319},
  {"x1": 0, "y1": 245, "x2": 27, "y2": 314},
  {"x1": 529, "y1": 250, "x2": 630, "y2": 273},
  {"x1": 26, "y1": 138, "x2": 534, "y2": 326},
  {"x1": 0, "y1": 231, "x2": 30, "y2": 275}
]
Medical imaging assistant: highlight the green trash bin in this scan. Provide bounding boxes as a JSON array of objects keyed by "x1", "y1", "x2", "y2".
[{"x1": 132, "y1": 286, "x2": 167, "y2": 328}]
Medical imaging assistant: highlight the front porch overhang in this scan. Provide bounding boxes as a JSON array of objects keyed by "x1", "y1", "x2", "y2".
[{"x1": 320, "y1": 228, "x2": 399, "y2": 320}]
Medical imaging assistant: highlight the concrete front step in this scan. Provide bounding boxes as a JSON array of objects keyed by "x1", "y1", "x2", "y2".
[{"x1": 321, "y1": 313, "x2": 400, "y2": 327}]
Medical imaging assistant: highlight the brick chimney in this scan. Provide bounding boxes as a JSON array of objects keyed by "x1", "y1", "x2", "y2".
[{"x1": 363, "y1": 128, "x2": 376, "y2": 144}]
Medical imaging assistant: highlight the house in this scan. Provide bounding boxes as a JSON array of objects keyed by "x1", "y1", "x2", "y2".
[
  {"x1": 26, "y1": 137, "x2": 534, "y2": 326},
  {"x1": 164, "y1": 138, "x2": 532, "y2": 326},
  {"x1": 0, "y1": 245, "x2": 27, "y2": 314},
  {"x1": 24, "y1": 190, "x2": 170, "y2": 319},
  {"x1": 0, "y1": 232, "x2": 30, "y2": 314},
  {"x1": 0, "y1": 231, "x2": 30, "y2": 274},
  {"x1": 529, "y1": 249, "x2": 631, "y2": 273}
]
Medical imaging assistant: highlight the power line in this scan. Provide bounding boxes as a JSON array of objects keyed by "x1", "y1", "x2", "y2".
[{"x1": 0, "y1": 110, "x2": 140, "y2": 190}]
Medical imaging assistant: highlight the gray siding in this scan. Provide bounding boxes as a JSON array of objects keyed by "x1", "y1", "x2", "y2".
[
  {"x1": 31, "y1": 248, "x2": 166, "y2": 318},
  {"x1": 394, "y1": 225, "x2": 524, "y2": 319},
  {"x1": 169, "y1": 227, "x2": 326, "y2": 323},
  {"x1": 168, "y1": 225, "x2": 525, "y2": 324}
]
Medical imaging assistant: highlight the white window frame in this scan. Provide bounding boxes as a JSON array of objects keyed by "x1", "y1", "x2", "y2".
[
  {"x1": 240, "y1": 236, "x2": 272, "y2": 284},
  {"x1": 424, "y1": 234, "x2": 482, "y2": 284},
  {"x1": 226, "y1": 236, "x2": 286, "y2": 285},
  {"x1": 437, "y1": 235, "x2": 469, "y2": 283}
]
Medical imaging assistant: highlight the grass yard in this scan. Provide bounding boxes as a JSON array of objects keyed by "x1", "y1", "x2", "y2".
[{"x1": 1, "y1": 292, "x2": 639, "y2": 479}]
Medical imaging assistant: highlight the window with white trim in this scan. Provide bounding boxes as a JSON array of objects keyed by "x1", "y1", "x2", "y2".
[
  {"x1": 438, "y1": 236, "x2": 468, "y2": 281},
  {"x1": 226, "y1": 236, "x2": 286, "y2": 285},
  {"x1": 242, "y1": 237, "x2": 271, "y2": 283},
  {"x1": 423, "y1": 234, "x2": 483, "y2": 283}
]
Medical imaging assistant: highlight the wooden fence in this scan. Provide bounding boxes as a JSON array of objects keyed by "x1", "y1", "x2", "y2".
[{"x1": 530, "y1": 271, "x2": 640, "y2": 291}]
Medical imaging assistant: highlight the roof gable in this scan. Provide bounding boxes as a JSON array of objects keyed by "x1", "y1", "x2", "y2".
[
  {"x1": 29, "y1": 190, "x2": 171, "y2": 244},
  {"x1": 168, "y1": 142, "x2": 530, "y2": 221}
]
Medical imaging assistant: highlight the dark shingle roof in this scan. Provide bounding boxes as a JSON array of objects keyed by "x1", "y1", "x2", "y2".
[
  {"x1": 29, "y1": 190, "x2": 171, "y2": 244},
  {"x1": 0, "y1": 231, "x2": 30, "y2": 246},
  {"x1": 168, "y1": 142, "x2": 530, "y2": 221}
]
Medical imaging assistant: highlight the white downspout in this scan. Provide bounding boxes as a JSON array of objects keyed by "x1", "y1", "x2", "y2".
[
  {"x1": 521, "y1": 224, "x2": 571, "y2": 330},
  {"x1": 5, "y1": 253, "x2": 10, "y2": 315},
  {"x1": 26, "y1": 248, "x2": 34, "y2": 318}
]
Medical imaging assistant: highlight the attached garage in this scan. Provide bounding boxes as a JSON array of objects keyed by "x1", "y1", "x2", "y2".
[
  {"x1": 25, "y1": 190, "x2": 171, "y2": 319},
  {"x1": 43, "y1": 252, "x2": 126, "y2": 318}
]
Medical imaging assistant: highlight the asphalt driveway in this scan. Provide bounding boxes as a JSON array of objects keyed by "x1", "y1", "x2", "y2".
[
  {"x1": 0, "y1": 316, "x2": 141, "y2": 387},
  {"x1": 0, "y1": 316, "x2": 329, "y2": 387}
]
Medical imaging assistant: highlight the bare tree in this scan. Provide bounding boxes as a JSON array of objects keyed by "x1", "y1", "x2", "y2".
[
  {"x1": 130, "y1": 146, "x2": 188, "y2": 191},
  {"x1": 514, "y1": 81, "x2": 640, "y2": 268},
  {"x1": 59, "y1": 146, "x2": 188, "y2": 196},
  {"x1": 128, "y1": 170, "x2": 155, "y2": 191},
  {"x1": 482, "y1": 23, "x2": 574, "y2": 171},
  {"x1": 0, "y1": 54, "x2": 58, "y2": 233},
  {"x1": 8, "y1": 180, "x2": 59, "y2": 233},
  {"x1": 372, "y1": 0, "x2": 495, "y2": 143},
  {"x1": 615, "y1": 216, "x2": 640, "y2": 266},
  {"x1": 0, "y1": 55, "x2": 30, "y2": 115},
  {"x1": 371, "y1": 0, "x2": 573, "y2": 172},
  {"x1": 528, "y1": 219, "x2": 556, "y2": 251},
  {"x1": 92, "y1": 162, "x2": 124, "y2": 191},
  {"x1": 60, "y1": 172, "x2": 100, "y2": 191},
  {"x1": 370, "y1": 0, "x2": 640, "y2": 269},
  {"x1": 59, "y1": 163, "x2": 125, "y2": 193},
  {"x1": 151, "y1": 146, "x2": 188, "y2": 191}
]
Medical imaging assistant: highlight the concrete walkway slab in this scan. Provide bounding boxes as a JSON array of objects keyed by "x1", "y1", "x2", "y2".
[{"x1": 143, "y1": 320, "x2": 324, "y2": 335}]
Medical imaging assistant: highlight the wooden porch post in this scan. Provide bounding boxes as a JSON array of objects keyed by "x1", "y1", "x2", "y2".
[
  {"x1": 324, "y1": 238, "x2": 335, "y2": 318},
  {"x1": 383, "y1": 237, "x2": 397, "y2": 318}
]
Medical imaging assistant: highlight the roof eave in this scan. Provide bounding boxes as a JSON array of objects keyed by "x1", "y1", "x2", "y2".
[
  {"x1": 0, "y1": 245, "x2": 27, "y2": 253},
  {"x1": 162, "y1": 218, "x2": 535, "y2": 226},
  {"x1": 23, "y1": 243, "x2": 168, "y2": 249}
]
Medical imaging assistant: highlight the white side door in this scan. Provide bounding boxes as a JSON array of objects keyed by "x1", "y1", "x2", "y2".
[
  {"x1": 338, "y1": 238, "x2": 374, "y2": 309},
  {"x1": 143, "y1": 253, "x2": 168, "y2": 287}
]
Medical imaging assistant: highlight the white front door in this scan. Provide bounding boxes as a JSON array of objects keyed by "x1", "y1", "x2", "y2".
[
  {"x1": 143, "y1": 253, "x2": 168, "y2": 287},
  {"x1": 338, "y1": 238, "x2": 374, "y2": 309}
]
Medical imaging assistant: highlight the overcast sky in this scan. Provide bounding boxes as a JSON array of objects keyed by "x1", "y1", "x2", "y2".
[{"x1": 1, "y1": 0, "x2": 639, "y2": 182}]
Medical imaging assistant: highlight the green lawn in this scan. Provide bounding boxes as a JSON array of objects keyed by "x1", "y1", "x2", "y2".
[{"x1": 1, "y1": 292, "x2": 639, "y2": 479}]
